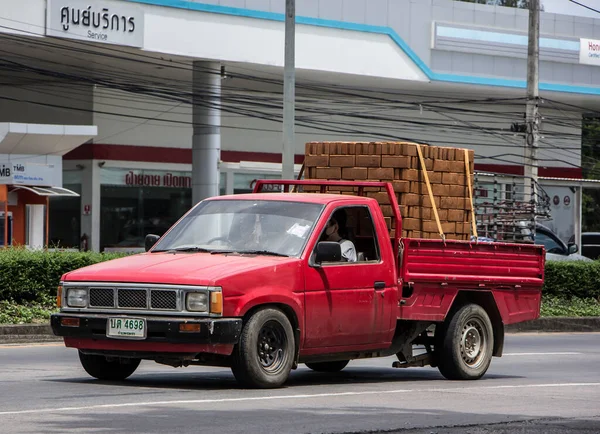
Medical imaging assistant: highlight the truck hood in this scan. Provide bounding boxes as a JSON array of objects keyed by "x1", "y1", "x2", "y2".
[{"x1": 63, "y1": 252, "x2": 301, "y2": 286}]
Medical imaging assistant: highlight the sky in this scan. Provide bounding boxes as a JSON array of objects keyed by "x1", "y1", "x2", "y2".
[{"x1": 543, "y1": 0, "x2": 600, "y2": 18}]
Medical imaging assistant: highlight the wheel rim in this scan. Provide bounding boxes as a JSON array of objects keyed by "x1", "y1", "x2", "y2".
[
  {"x1": 257, "y1": 320, "x2": 288, "y2": 374},
  {"x1": 460, "y1": 318, "x2": 488, "y2": 369}
]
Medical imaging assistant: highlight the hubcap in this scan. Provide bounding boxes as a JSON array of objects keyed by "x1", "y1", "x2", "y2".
[
  {"x1": 257, "y1": 320, "x2": 287, "y2": 374},
  {"x1": 460, "y1": 318, "x2": 487, "y2": 369}
]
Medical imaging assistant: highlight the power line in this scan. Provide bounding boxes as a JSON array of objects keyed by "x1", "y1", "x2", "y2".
[{"x1": 568, "y1": 0, "x2": 600, "y2": 15}]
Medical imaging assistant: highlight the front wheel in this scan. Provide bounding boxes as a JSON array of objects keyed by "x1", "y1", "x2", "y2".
[
  {"x1": 436, "y1": 303, "x2": 494, "y2": 380},
  {"x1": 305, "y1": 360, "x2": 349, "y2": 372},
  {"x1": 231, "y1": 308, "x2": 295, "y2": 388},
  {"x1": 78, "y1": 351, "x2": 141, "y2": 381}
]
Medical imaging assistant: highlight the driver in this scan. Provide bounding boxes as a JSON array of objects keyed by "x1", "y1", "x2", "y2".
[{"x1": 323, "y1": 210, "x2": 357, "y2": 262}]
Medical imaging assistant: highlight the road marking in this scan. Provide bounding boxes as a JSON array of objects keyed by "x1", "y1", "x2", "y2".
[
  {"x1": 0, "y1": 382, "x2": 599, "y2": 416},
  {"x1": 503, "y1": 352, "x2": 582, "y2": 356}
]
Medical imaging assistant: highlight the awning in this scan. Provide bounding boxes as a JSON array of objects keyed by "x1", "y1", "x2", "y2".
[
  {"x1": 9, "y1": 186, "x2": 79, "y2": 197},
  {"x1": 0, "y1": 123, "x2": 97, "y2": 155}
]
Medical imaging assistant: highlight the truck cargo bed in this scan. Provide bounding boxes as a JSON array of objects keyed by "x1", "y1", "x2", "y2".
[
  {"x1": 399, "y1": 238, "x2": 544, "y2": 324},
  {"x1": 402, "y1": 238, "x2": 544, "y2": 285}
]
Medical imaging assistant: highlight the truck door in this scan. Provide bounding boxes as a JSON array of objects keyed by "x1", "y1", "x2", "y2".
[{"x1": 303, "y1": 205, "x2": 394, "y2": 348}]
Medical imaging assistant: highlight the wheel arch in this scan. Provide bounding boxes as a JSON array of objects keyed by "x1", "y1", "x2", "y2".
[
  {"x1": 243, "y1": 302, "x2": 300, "y2": 330},
  {"x1": 241, "y1": 302, "x2": 301, "y2": 368},
  {"x1": 446, "y1": 291, "x2": 505, "y2": 357}
]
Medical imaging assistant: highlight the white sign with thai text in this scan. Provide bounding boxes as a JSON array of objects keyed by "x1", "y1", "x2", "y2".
[
  {"x1": 46, "y1": 0, "x2": 144, "y2": 48},
  {"x1": 580, "y1": 38, "x2": 600, "y2": 65}
]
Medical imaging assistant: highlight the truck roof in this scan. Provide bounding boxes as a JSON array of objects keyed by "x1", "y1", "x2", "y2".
[{"x1": 210, "y1": 193, "x2": 373, "y2": 205}]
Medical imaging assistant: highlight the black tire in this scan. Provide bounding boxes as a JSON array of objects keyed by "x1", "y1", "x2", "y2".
[
  {"x1": 231, "y1": 308, "x2": 295, "y2": 389},
  {"x1": 78, "y1": 351, "x2": 141, "y2": 381},
  {"x1": 436, "y1": 303, "x2": 494, "y2": 381},
  {"x1": 305, "y1": 360, "x2": 349, "y2": 372}
]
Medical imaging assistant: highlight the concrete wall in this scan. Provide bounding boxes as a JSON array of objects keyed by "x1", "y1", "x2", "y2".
[
  {"x1": 0, "y1": 82, "x2": 93, "y2": 126},
  {"x1": 429, "y1": 4, "x2": 600, "y2": 87},
  {"x1": 181, "y1": 0, "x2": 600, "y2": 88},
  {"x1": 92, "y1": 87, "x2": 192, "y2": 148}
]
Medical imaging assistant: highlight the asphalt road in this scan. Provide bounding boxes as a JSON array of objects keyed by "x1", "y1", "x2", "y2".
[{"x1": 0, "y1": 333, "x2": 599, "y2": 434}]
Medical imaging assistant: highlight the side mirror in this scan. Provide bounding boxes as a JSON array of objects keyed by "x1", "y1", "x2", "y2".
[
  {"x1": 145, "y1": 234, "x2": 160, "y2": 252},
  {"x1": 568, "y1": 243, "x2": 579, "y2": 254},
  {"x1": 315, "y1": 241, "x2": 342, "y2": 265}
]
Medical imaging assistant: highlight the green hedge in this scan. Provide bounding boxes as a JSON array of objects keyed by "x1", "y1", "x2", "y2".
[
  {"x1": 0, "y1": 248, "x2": 127, "y2": 303},
  {"x1": 0, "y1": 249, "x2": 599, "y2": 305},
  {"x1": 543, "y1": 261, "x2": 600, "y2": 300}
]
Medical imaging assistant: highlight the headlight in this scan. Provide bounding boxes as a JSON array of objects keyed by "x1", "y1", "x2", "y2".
[
  {"x1": 186, "y1": 292, "x2": 208, "y2": 312},
  {"x1": 67, "y1": 288, "x2": 88, "y2": 308}
]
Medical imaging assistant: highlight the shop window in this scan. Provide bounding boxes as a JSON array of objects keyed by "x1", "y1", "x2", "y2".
[
  {"x1": 100, "y1": 168, "x2": 195, "y2": 251},
  {"x1": 101, "y1": 185, "x2": 192, "y2": 251},
  {"x1": 220, "y1": 172, "x2": 226, "y2": 195},
  {"x1": 48, "y1": 183, "x2": 81, "y2": 249}
]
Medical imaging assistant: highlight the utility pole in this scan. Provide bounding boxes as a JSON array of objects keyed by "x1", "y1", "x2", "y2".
[
  {"x1": 282, "y1": 0, "x2": 296, "y2": 180},
  {"x1": 524, "y1": 0, "x2": 540, "y2": 210}
]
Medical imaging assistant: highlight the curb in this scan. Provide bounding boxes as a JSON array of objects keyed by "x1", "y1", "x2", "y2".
[
  {"x1": 0, "y1": 324, "x2": 62, "y2": 344},
  {"x1": 505, "y1": 316, "x2": 600, "y2": 333},
  {"x1": 1, "y1": 318, "x2": 600, "y2": 344}
]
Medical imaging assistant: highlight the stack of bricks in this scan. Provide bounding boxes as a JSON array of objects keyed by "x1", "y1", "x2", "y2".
[{"x1": 304, "y1": 141, "x2": 475, "y2": 241}]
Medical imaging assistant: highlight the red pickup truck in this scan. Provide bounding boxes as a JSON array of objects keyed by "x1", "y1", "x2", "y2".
[{"x1": 51, "y1": 180, "x2": 544, "y2": 388}]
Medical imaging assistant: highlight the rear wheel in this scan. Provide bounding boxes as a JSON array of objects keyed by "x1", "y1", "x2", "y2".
[
  {"x1": 305, "y1": 360, "x2": 349, "y2": 372},
  {"x1": 436, "y1": 303, "x2": 494, "y2": 380},
  {"x1": 231, "y1": 308, "x2": 295, "y2": 388},
  {"x1": 78, "y1": 351, "x2": 141, "y2": 381}
]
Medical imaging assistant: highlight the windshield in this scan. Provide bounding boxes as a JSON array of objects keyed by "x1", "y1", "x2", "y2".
[
  {"x1": 152, "y1": 199, "x2": 324, "y2": 257},
  {"x1": 535, "y1": 232, "x2": 566, "y2": 255}
]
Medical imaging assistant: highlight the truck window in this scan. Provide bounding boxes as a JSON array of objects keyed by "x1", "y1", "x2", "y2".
[
  {"x1": 535, "y1": 232, "x2": 566, "y2": 255},
  {"x1": 316, "y1": 206, "x2": 380, "y2": 264},
  {"x1": 152, "y1": 199, "x2": 324, "y2": 257}
]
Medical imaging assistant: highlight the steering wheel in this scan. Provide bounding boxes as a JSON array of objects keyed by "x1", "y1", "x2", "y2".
[{"x1": 205, "y1": 236, "x2": 234, "y2": 248}]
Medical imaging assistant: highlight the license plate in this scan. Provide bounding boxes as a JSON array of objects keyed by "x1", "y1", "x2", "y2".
[{"x1": 107, "y1": 317, "x2": 146, "y2": 340}]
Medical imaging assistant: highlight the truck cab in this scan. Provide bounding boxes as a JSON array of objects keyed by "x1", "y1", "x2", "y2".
[{"x1": 52, "y1": 180, "x2": 544, "y2": 388}]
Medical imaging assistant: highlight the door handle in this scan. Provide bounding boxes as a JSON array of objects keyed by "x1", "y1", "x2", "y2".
[{"x1": 374, "y1": 281, "x2": 385, "y2": 290}]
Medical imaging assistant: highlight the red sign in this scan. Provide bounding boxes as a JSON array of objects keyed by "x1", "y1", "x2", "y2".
[
  {"x1": 83, "y1": 204, "x2": 91, "y2": 216},
  {"x1": 125, "y1": 171, "x2": 192, "y2": 188}
]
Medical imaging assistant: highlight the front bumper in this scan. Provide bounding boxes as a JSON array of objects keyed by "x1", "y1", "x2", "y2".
[{"x1": 51, "y1": 313, "x2": 242, "y2": 345}]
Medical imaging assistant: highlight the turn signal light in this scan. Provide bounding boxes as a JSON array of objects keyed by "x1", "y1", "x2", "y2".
[
  {"x1": 179, "y1": 323, "x2": 201, "y2": 333},
  {"x1": 60, "y1": 317, "x2": 80, "y2": 327},
  {"x1": 210, "y1": 291, "x2": 223, "y2": 315},
  {"x1": 57, "y1": 285, "x2": 63, "y2": 308}
]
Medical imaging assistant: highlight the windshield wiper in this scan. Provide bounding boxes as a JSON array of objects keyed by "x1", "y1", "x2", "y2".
[
  {"x1": 207, "y1": 250, "x2": 288, "y2": 257},
  {"x1": 237, "y1": 250, "x2": 290, "y2": 257},
  {"x1": 154, "y1": 246, "x2": 213, "y2": 253}
]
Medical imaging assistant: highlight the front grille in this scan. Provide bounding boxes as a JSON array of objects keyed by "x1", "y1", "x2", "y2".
[
  {"x1": 89, "y1": 288, "x2": 114, "y2": 307},
  {"x1": 83, "y1": 287, "x2": 180, "y2": 311},
  {"x1": 118, "y1": 289, "x2": 148, "y2": 309},
  {"x1": 151, "y1": 290, "x2": 177, "y2": 310}
]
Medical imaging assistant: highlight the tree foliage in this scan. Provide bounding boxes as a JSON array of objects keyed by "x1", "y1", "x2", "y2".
[{"x1": 0, "y1": 248, "x2": 127, "y2": 303}]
